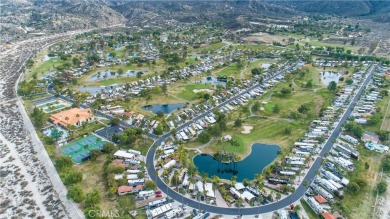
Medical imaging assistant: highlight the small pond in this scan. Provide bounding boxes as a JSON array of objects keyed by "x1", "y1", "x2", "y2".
[
  {"x1": 130, "y1": 53, "x2": 138, "y2": 57},
  {"x1": 87, "y1": 70, "x2": 142, "y2": 82},
  {"x1": 321, "y1": 71, "x2": 342, "y2": 86},
  {"x1": 42, "y1": 55, "x2": 58, "y2": 61},
  {"x1": 199, "y1": 76, "x2": 226, "y2": 88},
  {"x1": 193, "y1": 143, "x2": 280, "y2": 182},
  {"x1": 79, "y1": 85, "x2": 121, "y2": 95},
  {"x1": 142, "y1": 103, "x2": 185, "y2": 114}
]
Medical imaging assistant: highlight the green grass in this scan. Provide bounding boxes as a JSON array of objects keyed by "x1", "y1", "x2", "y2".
[
  {"x1": 178, "y1": 58, "x2": 199, "y2": 68},
  {"x1": 202, "y1": 118, "x2": 307, "y2": 159},
  {"x1": 340, "y1": 143, "x2": 382, "y2": 218},
  {"x1": 241, "y1": 59, "x2": 274, "y2": 79},
  {"x1": 27, "y1": 58, "x2": 64, "y2": 80},
  {"x1": 115, "y1": 47, "x2": 128, "y2": 58},
  {"x1": 366, "y1": 94, "x2": 390, "y2": 132},
  {"x1": 176, "y1": 83, "x2": 214, "y2": 101},
  {"x1": 300, "y1": 199, "x2": 319, "y2": 219},
  {"x1": 261, "y1": 88, "x2": 332, "y2": 121},
  {"x1": 195, "y1": 42, "x2": 225, "y2": 53},
  {"x1": 216, "y1": 64, "x2": 240, "y2": 78},
  {"x1": 308, "y1": 40, "x2": 362, "y2": 53},
  {"x1": 231, "y1": 44, "x2": 286, "y2": 51},
  {"x1": 72, "y1": 121, "x2": 105, "y2": 139},
  {"x1": 116, "y1": 195, "x2": 137, "y2": 219}
]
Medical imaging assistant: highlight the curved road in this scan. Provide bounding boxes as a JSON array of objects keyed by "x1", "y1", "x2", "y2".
[{"x1": 146, "y1": 65, "x2": 376, "y2": 215}]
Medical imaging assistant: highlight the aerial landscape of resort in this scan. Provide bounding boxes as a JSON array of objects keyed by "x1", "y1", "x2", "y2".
[{"x1": 1, "y1": 0, "x2": 390, "y2": 219}]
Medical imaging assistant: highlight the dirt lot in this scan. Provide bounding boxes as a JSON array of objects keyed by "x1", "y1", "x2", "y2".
[{"x1": 242, "y1": 32, "x2": 287, "y2": 44}]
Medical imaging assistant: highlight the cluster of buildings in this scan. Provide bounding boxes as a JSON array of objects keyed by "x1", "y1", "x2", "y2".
[
  {"x1": 313, "y1": 59, "x2": 374, "y2": 68},
  {"x1": 170, "y1": 62, "x2": 303, "y2": 143},
  {"x1": 111, "y1": 149, "x2": 153, "y2": 197}
]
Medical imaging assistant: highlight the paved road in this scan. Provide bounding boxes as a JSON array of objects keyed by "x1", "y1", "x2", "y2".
[{"x1": 145, "y1": 65, "x2": 376, "y2": 215}]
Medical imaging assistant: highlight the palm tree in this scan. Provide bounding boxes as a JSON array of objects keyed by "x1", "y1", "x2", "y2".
[
  {"x1": 76, "y1": 114, "x2": 80, "y2": 126},
  {"x1": 211, "y1": 175, "x2": 220, "y2": 200},
  {"x1": 200, "y1": 172, "x2": 208, "y2": 197},
  {"x1": 231, "y1": 175, "x2": 237, "y2": 186}
]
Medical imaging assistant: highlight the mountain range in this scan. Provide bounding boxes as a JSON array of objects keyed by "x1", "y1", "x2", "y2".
[{"x1": 1, "y1": 0, "x2": 389, "y2": 37}]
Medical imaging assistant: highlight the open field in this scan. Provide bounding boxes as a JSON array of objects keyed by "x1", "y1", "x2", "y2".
[
  {"x1": 341, "y1": 147, "x2": 383, "y2": 218},
  {"x1": 380, "y1": 94, "x2": 390, "y2": 131},
  {"x1": 193, "y1": 42, "x2": 225, "y2": 53},
  {"x1": 231, "y1": 44, "x2": 286, "y2": 51},
  {"x1": 27, "y1": 58, "x2": 65, "y2": 80},
  {"x1": 260, "y1": 87, "x2": 332, "y2": 121},
  {"x1": 240, "y1": 59, "x2": 275, "y2": 79},
  {"x1": 201, "y1": 117, "x2": 307, "y2": 159},
  {"x1": 308, "y1": 40, "x2": 362, "y2": 53},
  {"x1": 216, "y1": 64, "x2": 240, "y2": 78},
  {"x1": 169, "y1": 83, "x2": 214, "y2": 101},
  {"x1": 242, "y1": 32, "x2": 288, "y2": 44}
]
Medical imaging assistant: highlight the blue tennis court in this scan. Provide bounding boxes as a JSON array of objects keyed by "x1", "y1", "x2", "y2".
[{"x1": 61, "y1": 135, "x2": 106, "y2": 163}]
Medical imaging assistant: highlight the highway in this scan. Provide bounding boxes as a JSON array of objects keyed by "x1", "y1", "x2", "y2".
[{"x1": 145, "y1": 65, "x2": 376, "y2": 215}]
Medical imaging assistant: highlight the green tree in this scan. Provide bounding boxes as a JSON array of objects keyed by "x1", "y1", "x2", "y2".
[
  {"x1": 377, "y1": 181, "x2": 387, "y2": 195},
  {"x1": 284, "y1": 127, "x2": 292, "y2": 135},
  {"x1": 298, "y1": 104, "x2": 310, "y2": 114},
  {"x1": 30, "y1": 107, "x2": 46, "y2": 129},
  {"x1": 346, "y1": 79, "x2": 354, "y2": 85},
  {"x1": 110, "y1": 116, "x2": 121, "y2": 126},
  {"x1": 382, "y1": 155, "x2": 390, "y2": 172},
  {"x1": 117, "y1": 68, "x2": 124, "y2": 76},
  {"x1": 154, "y1": 123, "x2": 163, "y2": 135},
  {"x1": 136, "y1": 71, "x2": 142, "y2": 79},
  {"x1": 67, "y1": 185, "x2": 84, "y2": 203},
  {"x1": 84, "y1": 206, "x2": 101, "y2": 219},
  {"x1": 198, "y1": 131, "x2": 211, "y2": 143},
  {"x1": 272, "y1": 104, "x2": 280, "y2": 113},
  {"x1": 89, "y1": 149, "x2": 101, "y2": 161},
  {"x1": 55, "y1": 156, "x2": 73, "y2": 171},
  {"x1": 64, "y1": 169, "x2": 83, "y2": 185},
  {"x1": 144, "y1": 180, "x2": 157, "y2": 190},
  {"x1": 280, "y1": 88, "x2": 292, "y2": 96},
  {"x1": 161, "y1": 83, "x2": 168, "y2": 95},
  {"x1": 347, "y1": 182, "x2": 360, "y2": 194},
  {"x1": 327, "y1": 81, "x2": 337, "y2": 91},
  {"x1": 234, "y1": 119, "x2": 242, "y2": 127},
  {"x1": 305, "y1": 80, "x2": 313, "y2": 88},
  {"x1": 156, "y1": 111, "x2": 164, "y2": 118},
  {"x1": 102, "y1": 142, "x2": 116, "y2": 153},
  {"x1": 252, "y1": 101, "x2": 261, "y2": 112},
  {"x1": 85, "y1": 189, "x2": 101, "y2": 208}
]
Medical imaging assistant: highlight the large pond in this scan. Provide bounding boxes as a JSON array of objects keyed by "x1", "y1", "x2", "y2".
[
  {"x1": 193, "y1": 143, "x2": 280, "y2": 182},
  {"x1": 142, "y1": 103, "x2": 185, "y2": 114},
  {"x1": 321, "y1": 71, "x2": 342, "y2": 85},
  {"x1": 87, "y1": 70, "x2": 142, "y2": 82},
  {"x1": 199, "y1": 76, "x2": 226, "y2": 88}
]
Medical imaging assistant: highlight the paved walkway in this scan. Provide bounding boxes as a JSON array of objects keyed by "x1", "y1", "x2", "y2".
[{"x1": 215, "y1": 189, "x2": 229, "y2": 208}]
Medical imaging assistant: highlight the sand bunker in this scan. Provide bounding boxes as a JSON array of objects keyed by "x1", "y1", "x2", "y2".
[
  {"x1": 193, "y1": 89, "x2": 214, "y2": 93},
  {"x1": 241, "y1": 125, "x2": 253, "y2": 134}
]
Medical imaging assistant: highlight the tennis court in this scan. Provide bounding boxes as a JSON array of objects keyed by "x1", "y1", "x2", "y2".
[
  {"x1": 61, "y1": 135, "x2": 106, "y2": 163},
  {"x1": 35, "y1": 98, "x2": 71, "y2": 113}
]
